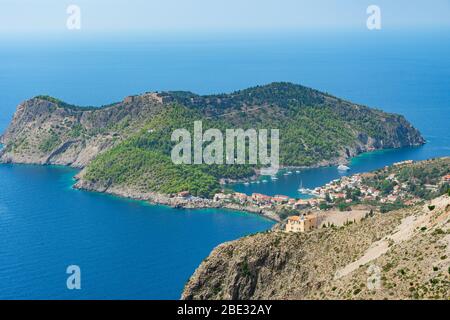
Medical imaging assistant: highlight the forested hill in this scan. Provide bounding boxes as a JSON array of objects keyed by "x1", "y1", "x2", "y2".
[
  {"x1": 0, "y1": 82, "x2": 425, "y2": 198},
  {"x1": 160, "y1": 83, "x2": 425, "y2": 164}
]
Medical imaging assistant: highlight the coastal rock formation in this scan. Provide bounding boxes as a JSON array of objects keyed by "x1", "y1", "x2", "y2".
[
  {"x1": 182, "y1": 195, "x2": 450, "y2": 300},
  {"x1": 0, "y1": 94, "x2": 165, "y2": 167}
]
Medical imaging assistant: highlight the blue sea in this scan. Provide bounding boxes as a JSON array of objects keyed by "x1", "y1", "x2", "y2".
[{"x1": 0, "y1": 30, "x2": 449, "y2": 299}]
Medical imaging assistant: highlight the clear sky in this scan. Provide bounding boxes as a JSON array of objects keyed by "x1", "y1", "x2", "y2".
[{"x1": 0, "y1": 0, "x2": 449, "y2": 35}]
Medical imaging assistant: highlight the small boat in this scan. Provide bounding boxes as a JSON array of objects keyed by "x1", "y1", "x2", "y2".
[
  {"x1": 295, "y1": 170, "x2": 300, "y2": 174},
  {"x1": 262, "y1": 180, "x2": 268, "y2": 183},
  {"x1": 337, "y1": 164, "x2": 350, "y2": 171},
  {"x1": 297, "y1": 180, "x2": 309, "y2": 193},
  {"x1": 244, "y1": 182, "x2": 250, "y2": 186},
  {"x1": 271, "y1": 176, "x2": 278, "y2": 181},
  {"x1": 256, "y1": 181, "x2": 261, "y2": 184},
  {"x1": 287, "y1": 171, "x2": 293, "y2": 175}
]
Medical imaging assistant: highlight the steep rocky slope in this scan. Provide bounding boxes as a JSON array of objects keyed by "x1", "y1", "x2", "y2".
[
  {"x1": 0, "y1": 93, "x2": 165, "y2": 167},
  {"x1": 182, "y1": 195, "x2": 450, "y2": 300}
]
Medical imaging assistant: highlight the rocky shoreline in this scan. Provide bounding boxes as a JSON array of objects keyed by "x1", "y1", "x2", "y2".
[
  {"x1": 68, "y1": 141, "x2": 395, "y2": 222},
  {"x1": 73, "y1": 177, "x2": 281, "y2": 222}
]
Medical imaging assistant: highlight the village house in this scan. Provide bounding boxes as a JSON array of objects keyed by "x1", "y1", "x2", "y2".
[
  {"x1": 387, "y1": 173, "x2": 396, "y2": 181},
  {"x1": 387, "y1": 195, "x2": 398, "y2": 202},
  {"x1": 424, "y1": 184, "x2": 438, "y2": 191},
  {"x1": 393, "y1": 160, "x2": 414, "y2": 166},
  {"x1": 285, "y1": 214, "x2": 317, "y2": 233},
  {"x1": 213, "y1": 193, "x2": 231, "y2": 202},
  {"x1": 331, "y1": 193, "x2": 346, "y2": 200},
  {"x1": 293, "y1": 199, "x2": 309, "y2": 209},
  {"x1": 252, "y1": 193, "x2": 272, "y2": 204},
  {"x1": 234, "y1": 192, "x2": 249, "y2": 204},
  {"x1": 272, "y1": 195, "x2": 289, "y2": 204},
  {"x1": 308, "y1": 198, "x2": 324, "y2": 207}
]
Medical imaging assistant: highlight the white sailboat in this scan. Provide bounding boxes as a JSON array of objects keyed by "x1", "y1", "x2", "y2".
[{"x1": 298, "y1": 180, "x2": 309, "y2": 193}]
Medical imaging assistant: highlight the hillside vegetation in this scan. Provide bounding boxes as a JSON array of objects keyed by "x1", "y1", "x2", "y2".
[
  {"x1": 1, "y1": 82, "x2": 425, "y2": 198},
  {"x1": 363, "y1": 158, "x2": 450, "y2": 200}
]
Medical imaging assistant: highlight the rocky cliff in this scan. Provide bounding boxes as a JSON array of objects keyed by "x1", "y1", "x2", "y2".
[
  {"x1": 182, "y1": 195, "x2": 450, "y2": 300},
  {"x1": 0, "y1": 93, "x2": 165, "y2": 167}
]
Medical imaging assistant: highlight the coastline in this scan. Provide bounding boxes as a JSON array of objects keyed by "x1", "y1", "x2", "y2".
[
  {"x1": 221, "y1": 143, "x2": 425, "y2": 185},
  {"x1": 73, "y1": 177, "x2": 281, "y2": 222},
  {"x1": 68, "y1": 144, "x2": 389, "y2": 222},
  {"x1": 0, "y1": 143, "x2": 428, "y2": 224}
]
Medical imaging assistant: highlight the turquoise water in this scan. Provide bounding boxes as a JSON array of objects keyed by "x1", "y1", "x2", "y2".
[
  {"x1": 0, "y1": 164, "x2": 273, "y2": 299},
  {"x1": 0, "y1": 31, "x2": 449, "y2": 299}
]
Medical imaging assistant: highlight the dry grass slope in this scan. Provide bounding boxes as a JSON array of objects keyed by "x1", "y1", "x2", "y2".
[{"x1": 182, "y1": 195, "x2": 450, "y2": 300}]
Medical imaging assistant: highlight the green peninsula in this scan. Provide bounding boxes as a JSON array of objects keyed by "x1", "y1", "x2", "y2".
[{"x1": 0, "y1": 82, "x2": 425, "y2": 199}]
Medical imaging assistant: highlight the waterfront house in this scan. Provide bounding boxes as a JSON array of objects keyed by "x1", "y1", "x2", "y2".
[
  {"x1": 393, "y1": 160, "x2": 414, "y2": 166},
  {"x1": 213, "y1": 193, "x2": 231, "y2": 202}
]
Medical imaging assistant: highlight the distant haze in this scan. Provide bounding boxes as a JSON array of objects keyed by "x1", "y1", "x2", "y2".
[{"x1": 0, "y1": 0, "x2": 449, "y2": 35}]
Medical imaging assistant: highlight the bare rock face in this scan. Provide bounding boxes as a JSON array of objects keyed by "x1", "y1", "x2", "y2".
[
  {"x1": 0, "y1": 94, "x2": 165, "y2": 167},
  {"x1": 182, "y1": 195, "x2": 450, "y2": 300}
]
